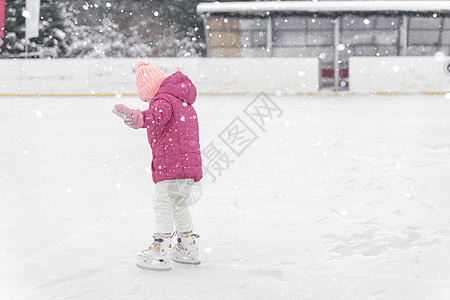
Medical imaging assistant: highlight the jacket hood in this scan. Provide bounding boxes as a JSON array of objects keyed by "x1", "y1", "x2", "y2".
[{"x1": 156, "y1": 71, "x2": 197, "y2": 105}]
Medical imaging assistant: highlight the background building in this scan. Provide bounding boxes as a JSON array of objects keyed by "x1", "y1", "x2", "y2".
[{"x1": 197, "y1": 1, "x2": 450, "y2": 89}]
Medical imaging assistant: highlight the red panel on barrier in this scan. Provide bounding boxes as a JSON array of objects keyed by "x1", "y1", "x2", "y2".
[
  {"x1": 322, "y1": 69, "x2": 349, "y2": 78},
  {"x1": 0, "y1": 0, "x2": 5, "y2": 39}
]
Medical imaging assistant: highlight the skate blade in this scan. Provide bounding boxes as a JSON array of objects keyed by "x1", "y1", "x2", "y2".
[
  {"x1": 172, "y1": 257, "x2": 201, "y2": 265},
  {"x1": 136, "y1": 261, "x2": 172, "y2": 271}
]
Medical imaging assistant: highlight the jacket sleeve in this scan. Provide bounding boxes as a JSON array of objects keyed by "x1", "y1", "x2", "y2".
[{"x1": 141, "y1": 98, "x2": 173, "y2": 129}]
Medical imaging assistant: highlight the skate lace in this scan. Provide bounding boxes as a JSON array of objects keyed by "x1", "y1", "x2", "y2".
[
  {"x1": 143, "y1": 242, "x2": 160, "y2": 253},
  {"x1": 143, "y1": 234, "x2": 174, "y2": 253},
  {"x1": 174, "y1": 232, "x2": 200, "y2": 251}
]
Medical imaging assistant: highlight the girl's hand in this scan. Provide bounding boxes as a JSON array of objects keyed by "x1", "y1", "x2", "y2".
[
  {"x1": 112, "y1": 104, "x2": 134, "y2": 123},
  {"x1": 112, "y1": 104, "x2": 144, "y2": 129}
]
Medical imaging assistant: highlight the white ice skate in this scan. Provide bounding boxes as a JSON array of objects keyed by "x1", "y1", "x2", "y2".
[
  {"x1": 136, "y1": 234, "x2": 173, "y2": 271},
  {"x1": 172, "y1": 232, "x2": 201, "y2": 265},
  {"x1": 136, "y1": 245, "x2": 155, "y2": 261}
]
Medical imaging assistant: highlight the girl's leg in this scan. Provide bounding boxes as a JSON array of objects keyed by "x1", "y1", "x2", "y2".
[
  {"x1": 153, "y1": 180, "x2": 174, "y2": 233},
  {"x1": 169, "y1": 179, "x2": 195, "y2": 232},
  {"x1": 136, "y1": 181, "x2": 174, "y2": 270},
  {"x1": 173, "y1": 205, "x2": 194, "y2": 233}
]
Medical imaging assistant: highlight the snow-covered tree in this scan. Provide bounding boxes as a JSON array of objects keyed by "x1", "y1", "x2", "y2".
[
  {"x1": 67, "y1": 0, "x2": 205, "y2": 58},
  {"x1": 0, "y1": 0, "x2": 78, "y2": 58},
  {"x1": 0, "y1": 0, "x2": 207, "y2": 58}
]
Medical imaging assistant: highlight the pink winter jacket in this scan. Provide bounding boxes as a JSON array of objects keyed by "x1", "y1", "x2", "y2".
[{"x1": 141, "y1": 71, "x2": 203, "y2": 183}]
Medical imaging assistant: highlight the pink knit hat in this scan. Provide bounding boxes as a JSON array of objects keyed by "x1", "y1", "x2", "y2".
[{"x1": 135, "y1": 61, "x2": 166, "y2": 102}]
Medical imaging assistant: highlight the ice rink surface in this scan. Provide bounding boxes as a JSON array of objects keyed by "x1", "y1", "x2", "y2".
[{"x1": 1, "y1": 94, "x2": 449, "y2": 299}]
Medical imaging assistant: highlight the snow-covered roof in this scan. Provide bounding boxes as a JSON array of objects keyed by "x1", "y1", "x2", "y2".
[{"x1": 197, "y1": 1, "x2": 450, "y2": 14}]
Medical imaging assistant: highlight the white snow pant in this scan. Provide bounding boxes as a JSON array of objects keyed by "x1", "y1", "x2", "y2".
[{"x1": 153, "y1": 179, "x2": 194, "y2": 233}]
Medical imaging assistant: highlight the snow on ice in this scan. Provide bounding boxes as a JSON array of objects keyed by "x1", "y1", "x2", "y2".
[{"x1": 1, "y1": 94, "x2": 450, "y2": 299}]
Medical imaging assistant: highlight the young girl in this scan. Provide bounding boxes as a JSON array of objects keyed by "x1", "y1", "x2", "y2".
[{"x1": 113, "y1": 61, "x2": 203, "y2": 271}]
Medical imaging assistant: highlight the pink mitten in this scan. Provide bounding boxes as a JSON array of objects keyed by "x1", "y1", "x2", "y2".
[{"x1": 112, "y1": 104, "x2": 144, "y2": 129}]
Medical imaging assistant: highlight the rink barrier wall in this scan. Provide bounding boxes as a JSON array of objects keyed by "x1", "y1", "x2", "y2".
[
  {"x1": 349, "y1": 56, "x2": 450, "y2": 94},
  {"x1": 2, "y1": 57, "x2": 450, "y2": 96},
  {"x1": 0, "y1": 58, "x2": 320, "y2": 96}
]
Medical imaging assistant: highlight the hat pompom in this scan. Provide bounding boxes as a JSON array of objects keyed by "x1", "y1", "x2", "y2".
[{"x1": 135, "y1": 61, "x2": 150, "y2": 71}]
